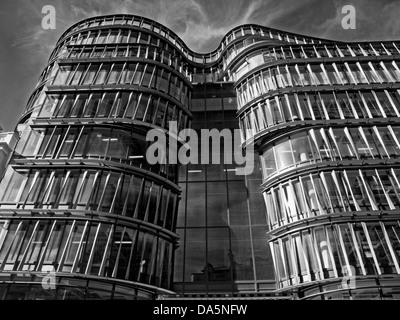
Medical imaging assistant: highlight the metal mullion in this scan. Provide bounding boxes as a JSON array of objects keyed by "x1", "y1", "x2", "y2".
[
  {"x1": 105, "y1": 29, "x2": 112, "y2": 43},
  {"x1": 93, "y1": 29, "x2": 101, "y2": 44},
  {"x1": 306, "y1": 63, "x2": 318, "y2": 86},
  {"x1": 315, "y1": 92, "x2": 330, "y2": 120},
  {"x1": 374, "y1": 168, "x2": 395, "y2": 210},
  {"x1": 288, "y1": 235, "x2": 300, "y2": 285},
  {"x1": 96, "y1": 171, "x2": 111, "y2": 212},
  {"x1": 380, "y1": 42, "x2": 392, "y2": 56},
  {"x1": 111, "y1": 227, "x2": 126, "y2": 277},
  {"x1": 271, "y1": 188, "x2": 283, "y2": 226},
  {"x1": 361, "y1": 222, "x2": 381, "y2": 275},
  {"x1": 332, "y1": 62, "x2": 347, "y2": 86},
  {"x1": 153, "y1": 186, "x2": 163, "y2": 225},
  {"x1": 99, "y1": 225, "x2": 114, "y2": 276},
  {"x1": 309, "y1": 174, "x2": 325, "y2": 215},
  {"x1": 371, "y1": 91, "x2": 387, "y2": 117},
  {"x1": 332, "y1": 92, "x2": 346, "y2": 119},
  {"x1": 41, "y1": 170, "x2": 56, "y2": 205},
  {"x1": 380, "y1": 221, "x2": 400, "y2": 274},
  {"x1": 357, "y1": 169, "x2": 379, "y2": 210},
  {"x1": 390, "y1": 168, "x2": 400, "y2": 201},
  {"x1": 50, "y1": 128, "x2": 65, "y2": 159},
  {"x1": 384, "y1": 90, "x2": 400, "y2": 117},
  {"x1": 116, "y1": 62, "x2": 127, "y2": 84},
  {"x1": 288, "y1": 181, "x2": 302, "y2": 220},
  {"x1": 335, "y1": 225, "x2": 352, "y2": 275},
  {"x1": 391, "y1": 61, "x2": 400, "y2": 79},
  {"x1": 109, "y1": 173, "x2": 123, "y2": 214},
  {"x1": 344, "y1": 91, "x2": 361, "y2": 119},
  {"x1": 104, "y1": 63, "x2": 115, "y2": 84},
  {"x1": 13, "y1": 170, "x2": 29, "y2": 204},
  {"x1": 298, "y1": 233, "x2": 311, "y2": 281},
  {"x1": 343, "y1": 127, "x2": 359, "y2": 160},
  {"x1": 0, "y1": 222, "x2": 23, "y2": 269},
  {"x1": 66, "y1": 64, "x2": 80, "y2": 86},
  {"x1": 297, "y1": 176, "x2": 312, "y2": 219},
  {"x1": 166, "y1": 240, "x2": 174, "y2": 288},
  {"x1": 320, "y1": 172, "x2": 334, "y2": 213},
  {"x1": 40, "y1": 127, "x2": 57, "y2": 159},
  {"x1": 358, "y1": 91, "x2": 374, "y2": 118},
  {"x1": 71, "y1": 171, "x2": 88, "y2": 207},
  {"x1": 367, "y1": 62, "x2": 383, "y2": 83},
  {"x1": 36, "y1": 220, "x2": 57, "y2": 270},
  {"x1": 54, "y1": 126, "x2": 71, "y2": 158},
  {"x1": 91, "y1": 62, "x2": 103, "y2": 84},
  {"x1": 169, "y1": 194, "x2": 178, "y2": 235},
  {"x1": 116, "y1": 29, "x2": 122, "y2": 43},
  {"x1": 79, "y1": 64, "x2": 91, "y2": 85},
  {"x1": 148, "y1": 238, "x2": 158, "y2": 284},
  {"x1": 17, "y1": 221, "x2": 40, "y2": 270},
  {"x1": 310, "y1": 229, "x2": 325, "y2": 280},
  {"x1": 269, "y1": 242, "x2": 280, "y2": 284},
  {"x1": 308, "y1": 128, "x2": 322, "y2": 161},
  {"x1": 294, "y1": 94, "x2": 306, "y2": 121},
  {"x1": 348, "y1": 223, "x2": 366, "y2": 275},
  {"x1": 155, "y1": 240, "x2": 165, "y2": 287},
  {"x1": 132, "y1": 92, "x2": 143, "y2": 119},
  {"x1": 126, "y1": 30, "x2": 132, "y2": 44},
  {"x1": 133, "y1": 177, "x2": 146, "y2": 219},
  {"x1": 342, "y1": 170, "x2": 362, "y2": 211},
  {"x1": 161, "y1": 101, "x2": 169, "y2": 128},
  {"x1": 320, "y1": 128, "x2": 335, "y2": 161},
  {"x1": 343, "y1": 62, "x2": 357, "y2": 84},
  {"x1": 71, "y1": 221, "x2": 89, "y2": 272},
  {"x1": 121, "y1": 175, "x2": 134, "y2": 216},
  {"x1": 162, "y1": 190, "x2": 171, "y2": 229},
  {"x1": 142, "y1": 93, "x2": 152, "y2": 121},
  {"x1": 151, "y1": 97, "x2": 161, "y2": 125},
  {"x1": 121, "y1": 92, "x2": 133, "y2": 118},
  {"x1": 78, "y1": 93, "x2": 92, "y2": 117},
  {"x1": 388, "y1": 125, "x2": 400, "y2": 152},
  {"x1": 278, "y1": 238, "x2": 289, "y2": 282},
  {"x1": 54, "y1": 95, "x2": 67, "y2": 118},
  {"x1": 379, "y1": 61, "x2": 396, "y2": 83},
  {"x1": 324, "y1": 227, "x2": 338, "y2": 278},
  {"x1": 22, "y1": 171, "x2": 40, "y2": 206},
  {"x1": 319, "y1": 63, "x2": 331, "y2": 85},
  {"x1": 275, "y1": 95, "x2": 285, "y2": 122},
  {"x1": 138, "y1": 63, "x2": 148, "y2": 86},
  {"x1": 278, "y1": 185, "x2": 291, "y2": 224},
  {"x1": 124, "y1": 229, "x2": 138, "y2": 280},
  {"x1": 83, "y1": 171, "x2": 100, "y2": 210},
  {"x1": 109, "y1": 92, "x2": 121, "y2": 118},
  {"x1": 355, "y1": 62, "x2": 370, "y2": 84},
  {"x1": 69, "y1": 126, "x2": 84, "y2": 157},
  {"x1": 136, "y1": 233, "x2": 148, "y2": 281},
  {"x1": 83, "y1": 222, "x2": 101, "y2": 275}
]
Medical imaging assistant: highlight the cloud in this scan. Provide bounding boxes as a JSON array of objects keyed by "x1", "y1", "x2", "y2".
[{"x1": 2, "y1": 0, "x2": 400, "y2": 132}]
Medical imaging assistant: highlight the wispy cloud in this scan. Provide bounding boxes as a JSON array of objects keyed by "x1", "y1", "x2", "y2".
[{"x1": 2, "y1": 0, "x2": 400, "y2": 131}]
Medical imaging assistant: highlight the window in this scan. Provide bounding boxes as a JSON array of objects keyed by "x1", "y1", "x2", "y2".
[{"x1": 274, "y1": 139, "x2": 294, "y2": 170}]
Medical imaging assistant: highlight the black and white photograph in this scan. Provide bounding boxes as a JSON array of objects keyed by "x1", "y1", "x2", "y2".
[{"x1": 0, "y1": 0, "x2": 399, "y2": 315}]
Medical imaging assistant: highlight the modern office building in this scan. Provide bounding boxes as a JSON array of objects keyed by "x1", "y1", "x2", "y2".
[
  {"x1": 0, "y1": 131, "x2": 19, "y2": 180},
  {"x1": 0, "y1": 14, "x2": 400, "y2": 300}
]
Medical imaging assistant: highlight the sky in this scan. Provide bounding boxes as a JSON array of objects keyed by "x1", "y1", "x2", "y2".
[{"x1": 1, "y1": 0, "x2": 400, "y2": 131}]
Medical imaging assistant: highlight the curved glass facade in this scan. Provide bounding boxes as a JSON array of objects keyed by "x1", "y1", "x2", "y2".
[
  {"x1": 230, "y1": 18, "x2": 400, "y2": 299},
  {"x1": 2, "y1": 13, "x2": 400, "y2": 300}
]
